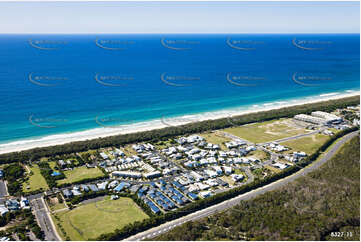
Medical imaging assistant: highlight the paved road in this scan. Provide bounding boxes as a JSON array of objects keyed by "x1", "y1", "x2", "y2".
[
  {"x1": 0, "y1": 180, "x2": 8, "y2": 203},
  {"x1": 125, "y1": 131, "x2": 359, "y2": 241},
  {"x1": 219, "y1": 131, "x2": 254, "y2": 145},
  {"x1": 262, "y1": 129, "x2": 325, "y2": 145},
  {"x1": 30, "y1": 197, "x2": 60, "y2": 241}
]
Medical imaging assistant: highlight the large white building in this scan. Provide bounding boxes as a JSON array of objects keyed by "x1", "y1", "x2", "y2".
[
  {"x1": 294, "y1": 114, "x2": 327, "y2": 125},
  {"x1": 294, "y1": 111, "x2": 342, "y2": 125},
  {"x1": 143, "y1": 171, "x2": 161, "y2": 179},
  {"x1": 311, "y1": 111, "x2": 342, "y2": 124}
]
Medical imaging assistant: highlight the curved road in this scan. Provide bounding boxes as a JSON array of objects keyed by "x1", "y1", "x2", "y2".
[{"x1": 125, "y1": 131, "x2": 359, "y2": 241}]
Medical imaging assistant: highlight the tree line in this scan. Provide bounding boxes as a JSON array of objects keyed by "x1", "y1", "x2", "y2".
[{"x1": 0, "y1": 96, "x2": 358, "y2": 165}]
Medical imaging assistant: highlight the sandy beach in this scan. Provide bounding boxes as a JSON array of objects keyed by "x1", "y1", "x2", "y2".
[{"x1": 0, "y1": 91, "x2": 359, "y2": 155}]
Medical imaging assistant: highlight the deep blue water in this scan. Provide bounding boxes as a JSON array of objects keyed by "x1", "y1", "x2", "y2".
[{"x1": 0, "y1": 34, "x2": 359, "y2": 144}]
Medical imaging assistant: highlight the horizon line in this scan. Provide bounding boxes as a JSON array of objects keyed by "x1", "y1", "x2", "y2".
[{"x1": 0, "y1": 32, "x2": 359, "y2": 35}]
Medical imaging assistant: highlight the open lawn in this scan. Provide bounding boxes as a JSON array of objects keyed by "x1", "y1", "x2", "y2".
[
  {"x1": 224, "y1": 118, "x2": 309, "y2": 143},
  {"x1": 220, "y1": 176, "x2": 235, "y2": 186},
  {"x1": 264, "y1": 164, "x2": 282, "y2": 173},
  {"x1": 52, "y1": 196, "x2": 148, "y2": 240},
  {"x1": 48, "y1": 196, "x2": 67, "y2": 212},
  {"x1": 123, "y1": 144, "x2": 137, "y2": 156},
  {"x1": 56, "y1": 166, "x2": 104, "y2": 185},
  {"x1": 23, "y1": 165, "x2": 49, "y2": 192},
  {"x1": 153, "y1": 138, "x2": 174, "y2": 150},
  {"x1": 280, "y1": 133, "x2": 330, "y2": 155},
  {"x1": 199, "y1": 132, "x2": 231, "y2": 150},
  {"x1": 247, "y1": 150, "x2": 269, "y2": 161},
  {"x1": 49, "y1": 161, "x2": 58, "y2": 170}
]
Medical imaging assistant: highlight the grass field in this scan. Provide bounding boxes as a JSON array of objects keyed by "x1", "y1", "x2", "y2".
[
  {"x1": 153, "y1": 138, "x2": 174, "y2": 150},
  {"x1": 123, "y1": 144, "x2": 137, "y2": 157},
  {"x1": 264, "y1": 164, "x2": 282, "y2": 173},
  {"x1": 23, "y1": 165, "x2": 49, "y2": 192},
  {"x1": 280, "y1": 133, "x2": 330, "y2": 154},
  {"x1": 247, "y1": 150, "x2": 269, "y2": 161},
  {"x1": 52, "y1": 196, "x2": 148, "y2": 240},
  {"x1": 48, "y1": 197, "x2": 67, "y2": 212},
  {"x1": 57, "y1": 166, "x2": 104, "y2": 185},
  {"x1": 224, "y1": 118, "x2": 309, "y2": 143},
  {"x1": 199, "y1": 132, "x2": 231, "y2": 150},
  {"x1": 220, "y1": 175, "x2": 235, "y2": 186},
  {"x1": 50, "y1": 202, "x2": 67, "y2": 212},
  {"x1": 49, "y1": 161, "x2": 57, "y2": 170}
]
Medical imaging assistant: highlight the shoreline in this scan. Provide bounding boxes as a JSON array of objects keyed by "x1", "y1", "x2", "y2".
[{"x1": 0, "y1": 91, "x2": 359, "y2": 155}]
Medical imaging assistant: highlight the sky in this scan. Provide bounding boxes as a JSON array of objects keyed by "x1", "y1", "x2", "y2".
[{"x1": 0, "y1": 1, "x2": 359, "y2": 33}]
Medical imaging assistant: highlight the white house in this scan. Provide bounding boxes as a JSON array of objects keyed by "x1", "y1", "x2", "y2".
[
  {"x1": 199, "y1": 191, "x2": 212, "y2": 198},
  {"x1": 273, "y1": 162, "x2": 289, "y2": 170},
  {"x1": 231, "y1": 174, "x2": 244, "y2": 182},
  {"x1": 222, "y1": 166, "x2": 233, "y2": 175}
]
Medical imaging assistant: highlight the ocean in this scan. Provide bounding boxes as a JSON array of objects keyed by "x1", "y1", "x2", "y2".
[{"x1": 0, "y1": 34, "x2": 359, "y2": 146}]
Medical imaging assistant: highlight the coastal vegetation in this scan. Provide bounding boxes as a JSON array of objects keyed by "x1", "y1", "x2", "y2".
[
  {"x1": 0, "y1": 96, "x2": 358, "y2": 165},
  {"x1": 3, "y1": 163, "x2": 25, "y2": 196},
  {"x1": 153, "y1": 135, "x2": 360, "y2": 241}
]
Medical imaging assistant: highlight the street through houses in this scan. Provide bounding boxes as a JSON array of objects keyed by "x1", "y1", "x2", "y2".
[{"x1": 125, "y1": 131, "x2": 359, "y2": 241}]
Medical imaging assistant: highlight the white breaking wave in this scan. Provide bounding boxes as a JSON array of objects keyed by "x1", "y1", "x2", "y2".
[{"x1": 0, "y1": 89, "x2": 359, "y2": 154}]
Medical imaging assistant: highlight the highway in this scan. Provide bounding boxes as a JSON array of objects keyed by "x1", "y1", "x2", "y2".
[{"x1": 125, "y1": 131, "x2": 359, "y2": 241}]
